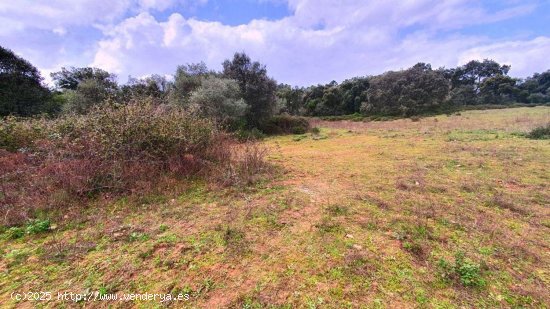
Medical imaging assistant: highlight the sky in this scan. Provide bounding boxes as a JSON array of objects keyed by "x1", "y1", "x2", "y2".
[{"x1": 1, "y1": 0, "x2": 549, "y2": 86}]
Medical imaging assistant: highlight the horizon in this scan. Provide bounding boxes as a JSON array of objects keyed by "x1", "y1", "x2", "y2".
[{"x1": 1, "y1": 0, "x2": 549, "y2": 86}]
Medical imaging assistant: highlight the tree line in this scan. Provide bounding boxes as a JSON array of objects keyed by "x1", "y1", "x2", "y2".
[
  {"x1": 278, "y1": 60, "x2": 549, "y2": 117},
  {"x1": 1, "y1": 45, "x2": 549, "y2": 125}
]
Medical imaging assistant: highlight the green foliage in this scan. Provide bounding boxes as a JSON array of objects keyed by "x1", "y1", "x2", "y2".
[
  {"x1": 526, "y1": 123, "x2": 550, "y2": 139},
  {"x1": 25, "y1": 219, "x2": 51, "y2": 234},
  {"x1": 363, "y1": 63, "x2": 449, "y2": 116},
  {"x1": 223, "y1": 53, "x2": 277, "y2": 128},
  {"x1": 189, "y1": 76, "x2": 246, "y2": 122},
  {"x1": 119, "y1": 75, "x2": 169, "y2": 102},
  {"x1": 0, "y1": 45, "x2": 51, "y2": 116},
  {"x1": 276, "y1": 84, "x2": 305, "y2": 115},
  {"x1": 0, "y1": 101, "x2": 221, "y2": 225},
  {"x1": 518, "y1": 70, "x2": 550, "y2": 103},
  {"x1": 51, "y1": 67, "x2": 117, "y2": 91},
  {"x1": 261, "y1": 115, "x2": 310, "y2": 135},
  {"x1": 0, "y1": 116, "x2": 47, "y2": 151},
  {"x1": 438, "y1": 251, "x2": 486, "y2": 288},
  {"x1": 479, "y1": 75, "x2": 518, "y2": 104},
  {"x1": 234, "y1": 128, "x2": 265, "y2": 141},
  {"x1": 5, "y1": 227, "x2": 25, "y2": 239},
  {"x1": 302, "y1": 78, "x2": 369, "y2": 116},
  {"x1": 169, "y1": 62, "x2": 210, "y2": 106},
  {"x1": 3, "y1": 219, "x2": 52, "y2": 238},
  {"x1": 50, "y1": 67, "x2": 119, "y2": 114}
]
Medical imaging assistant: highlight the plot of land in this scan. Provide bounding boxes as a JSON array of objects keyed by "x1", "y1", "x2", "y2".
[{"x1": 1, "y1": 107, "x2": 549, "y2": 308}]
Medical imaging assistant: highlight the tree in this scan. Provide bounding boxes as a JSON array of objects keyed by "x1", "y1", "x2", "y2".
[
  {"x1": 479, "y1": 75, "x2": 518, "y2": 104},
  {"x1": 518, "y1": 70, "x2": 550, "y2": 103},
  {"x1": 63, "y1": 79, "x2": 112, "y2": 114},
  {"x1": 303, "y1": 84, "x2": 326, "y2": 115},
  {"x1": 51, "y1": 67, "x2": 118, "y2": 114},
  {"x1": 189, "y1": 76, "x2": 246, "y2": 122},
  {"x1": 120, "y1": 74, "x2": 169, "y2": 102},
  {"x1": 316, "y1": 84, "x2": 343, "y2": 115},
  {"x1": 51, "y1": 67, "x2": 117, "y2": 91},
  {"x1": 276, "y1": 84, "x2": 304, "y2": 115},
  {"x1": 340, "y1": 77, "x2": 369, "y2": 114},
  {"x1": 447, "y1": 59, "x2": 511, "y2": 104},
  {"x1": 0, "y1": 46, "x2": 50, "y2": 116},
  {"x1": 363, "y1": 63, "x2": 449, "y2": 116},
  {"x1": 169, "y1": 62, "x2": 211, "y2": 106},
  {"x1": 222, "y1": 52, "x2": 277, "y2": 128}
]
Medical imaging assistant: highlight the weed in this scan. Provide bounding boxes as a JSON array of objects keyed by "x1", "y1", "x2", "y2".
[
  {"x1": 526, "y1": 123, "x2": 550, "y2": 139},
  {"x1": 438, "y1": 251, "x2": 486, "y2": 288},
  {"x1": 5, "y1": 248, "x2": 31, "y2": 267},
  {"x1": 25, "y1": 219, "x2": 51, "y2": 234},
  {"x1": 223, "y1": 227, "x2": 248, "y2": 255},
  {"x1": 4, "y1": 227, "x2": 25, "y2": 239},
  {"x1": 315, "y1": 218, "x2": 343, "y2": 234},
  {"x1": 326, "y1": 204, "x2": 349, "y2": 216},
  {"x1": 129, "y1": 232, "x2": 149, "y2": 242}
]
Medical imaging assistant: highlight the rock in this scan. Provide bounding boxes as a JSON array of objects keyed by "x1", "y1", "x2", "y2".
[
  {"x1": 345, "y1": 234, "x2": 354, "y2": 239},
  {"x1": 352, "y1": 244, "x2": 363, "y2": 250}
]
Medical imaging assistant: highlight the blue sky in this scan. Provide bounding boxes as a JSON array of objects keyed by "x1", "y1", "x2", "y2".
[{"x1": 1, "y1": 0, "x2": 549, "y2": 86}]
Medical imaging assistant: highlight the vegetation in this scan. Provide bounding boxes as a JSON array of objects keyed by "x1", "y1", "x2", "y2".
[
  {"x1": 0, "y1": 46, "x2": 52, "y2": 116},
  {"x1": 260, "y1": 115, "x2": 310, "y2": 135},
  {"x1": 0, "y1": 44, "x2": 549, "y2": 307},
  {"x1": 0, "y1": 101, "x2": 268, "y2": 226},
  {"x1": 1, "y1": 107, "x2": 548, "y2": 307},
  {"x1": 527, "y1": 123, "x2": 550, "y2": 139},
  {"x1": 281, "y1": 60, "x2": 549, "y2": 118}
]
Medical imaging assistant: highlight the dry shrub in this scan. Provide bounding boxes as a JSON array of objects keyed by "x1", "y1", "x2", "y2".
[
  {"x1": 1, "y1": 101, "x2": 270, "y2": 226},
  {"x1": 206, "y1": 134, "x2": 271, "y2": 186}
]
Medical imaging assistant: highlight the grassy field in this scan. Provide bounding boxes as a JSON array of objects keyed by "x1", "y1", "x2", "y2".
[{"x1": 1, "y1": 107, "x2": 549, "y2": 308}]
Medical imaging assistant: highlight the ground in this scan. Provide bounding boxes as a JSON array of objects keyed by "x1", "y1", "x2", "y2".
[{"x1": 1, "y1": 107, "x2": 549, "y2": 308}]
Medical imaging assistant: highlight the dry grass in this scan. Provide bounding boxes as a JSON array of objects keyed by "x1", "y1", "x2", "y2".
[
  {"x1": 310, "y1": 106, "x2": 550, "y2": 134},
  {"x1": 1, "y1": 107, "x2": 549, "y2": 308}
]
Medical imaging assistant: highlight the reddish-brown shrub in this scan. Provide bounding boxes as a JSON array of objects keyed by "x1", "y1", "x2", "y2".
[{"x1": 1, "y1": 101, "x2": 270, "y2": 226}]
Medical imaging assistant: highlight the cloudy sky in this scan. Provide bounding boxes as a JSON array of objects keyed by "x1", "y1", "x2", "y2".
[{"x1": 1, "y1": 0, "x2": 549, "y2": 86}]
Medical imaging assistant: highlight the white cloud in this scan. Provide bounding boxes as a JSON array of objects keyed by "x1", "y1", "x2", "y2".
[
  {"x1": 1, "y1": 0, "x2": 548, "y2": 85},
  {"x1": 459, "y1": 37, "x2": 550, "y2": 77},
  {"x1": 0, "y1": 0, "x2": 208, "y2": 35},
  {"x1": 0, "y1": 0, "x2": 132, "y2": 33},
  {"x1": 87, "y1": 0, "x2": 548, "y2": 85}
]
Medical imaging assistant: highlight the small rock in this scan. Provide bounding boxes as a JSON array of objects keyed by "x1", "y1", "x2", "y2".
[
  {"x1": 352, "y1": 244, "x2": 363, "y2": 250},
  {"x1": 113, "y1": 232, "x2": 123, "y2": 238},
  {"x1": 345, "y1": 234, "x2": 354, "y2": 239}
]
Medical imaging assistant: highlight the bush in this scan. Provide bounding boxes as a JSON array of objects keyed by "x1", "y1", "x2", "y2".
[
  {"x1": 25, "y1": 219, "x2": 51, "y2": 234},
  {"x1": 1, "y1": 101, "x2": 269, "y2": 226},
  {"x1": 0, "y1": 116, "x2": 48, "y2": 152},
  {"x1": 206, "y1": 135, "x2": 271, "y2": 186},
  {"x1": 526, "y1": 123, "x2": 550, "y2": 140},
  {"x1": 261, "y1": 115, "x2": 310, "y2": 135}
]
